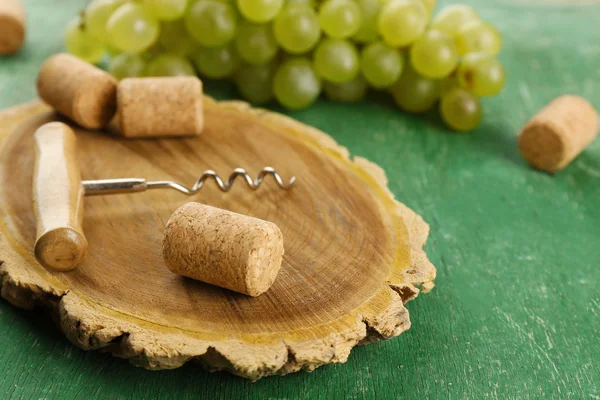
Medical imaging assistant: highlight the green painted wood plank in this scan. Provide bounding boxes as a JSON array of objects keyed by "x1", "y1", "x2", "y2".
[{"x1": 0, "y1": 0, "x2": 598, "y2": 398}]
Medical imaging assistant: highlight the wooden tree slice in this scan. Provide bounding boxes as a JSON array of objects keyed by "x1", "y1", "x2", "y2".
[{"x1": 0, "y1": 99, "x2": 436, "y2": 380}]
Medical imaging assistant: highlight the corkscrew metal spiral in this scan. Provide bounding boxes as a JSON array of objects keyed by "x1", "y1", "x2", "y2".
[
  {"x1": 82, "y1": 167, "x2": 296, "y2": 196},
  {"x1": 145, "y1": 167, "x2": 296, "y2": 194}
]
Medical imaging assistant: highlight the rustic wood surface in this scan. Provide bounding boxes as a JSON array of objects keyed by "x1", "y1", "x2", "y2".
[
  {"x1": 0, "y1": 0, "x2": 598, "y2": 398},
  {"x1": 0, "y1": 99, "x2": 434, "y2": 380}
]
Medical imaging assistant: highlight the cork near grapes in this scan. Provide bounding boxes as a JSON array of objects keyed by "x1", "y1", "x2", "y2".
[
  {"x1": 37, "y1": 53, "x2": 117, "y2": 130},
  {"x1": 0, "y1": 0, "x2": 25, "y2": 54},
  {"x1": 519, "y1": 95, "x2": 599, "y2": 173},
  {"x1": 117, "y1": 77, "x2": 204, "y2": 137}
]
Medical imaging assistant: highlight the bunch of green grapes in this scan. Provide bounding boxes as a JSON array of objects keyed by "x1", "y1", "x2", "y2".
[{"x1": 65, "y1": 0, "x2": 505, "y2": 132}]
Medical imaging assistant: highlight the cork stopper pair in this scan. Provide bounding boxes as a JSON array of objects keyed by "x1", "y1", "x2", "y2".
[{"x1": 36, "y1": 53, "x2": 204, "y2": 137}]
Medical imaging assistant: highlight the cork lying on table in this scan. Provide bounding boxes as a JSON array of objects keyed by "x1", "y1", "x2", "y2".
[
  {"x1": 0, "y1": 0, "x2": 25, "y2": 54},
  {"x1": 163, "y1": 202, "x2": 284, "y2": 297},
  {"x1": 117, "y1": 77, "x2": 204, "y2": 138},
  {"x1": 519, "y1": 95, "x2": 599, "y2": 173},
  {"x1": 36, "y1": 53, "x2": 118, "y2": 130}
]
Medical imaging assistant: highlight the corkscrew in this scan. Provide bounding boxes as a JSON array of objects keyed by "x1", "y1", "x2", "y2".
[
  {"x1": 82, "y1": 167, "x2": 295, "y2": 196},
  {"x1": 32, "y1": 122, "x2": 295, "y2": 272}
]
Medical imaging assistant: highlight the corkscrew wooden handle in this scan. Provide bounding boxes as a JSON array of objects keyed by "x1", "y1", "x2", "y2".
[{"x1": 33, "y1": 122, "x2": 87, "y2": 271}]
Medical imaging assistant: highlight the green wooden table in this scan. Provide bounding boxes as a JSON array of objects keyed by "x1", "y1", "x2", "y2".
[{"x1": 1, "y1": 0, "x2": 598, "y2": 398}]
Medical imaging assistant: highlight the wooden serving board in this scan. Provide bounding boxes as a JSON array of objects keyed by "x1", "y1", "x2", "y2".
[{"x1": 0, "y1": 98, "x2": 436, "y2": 380}]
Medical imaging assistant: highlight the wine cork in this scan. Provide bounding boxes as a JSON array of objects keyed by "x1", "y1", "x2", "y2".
[
  {"x1": 117, "y1": 77, "x2": 204, "y2": 137},
  {"x1": 163, "y1": 202, "x2": 284, "y2": 297},
  {"x1": 37, "y1": 53, "x2": 118, "y2": 130},
  {"x1": 0, "y1": 0, "x2": 25, "y2": 54},
  {"x1": 519, "y1": 95, "x2": 599, "y2": 173}
]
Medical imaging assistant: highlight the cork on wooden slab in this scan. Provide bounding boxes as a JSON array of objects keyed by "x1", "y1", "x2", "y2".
[
  {"x1": 36, "y1": 53, "x2": 117, "y2": 130},
  {"x1": 117, "y1": 77, "x2": 204, "y2": 137},
  {"x1": 163, "y1": 203, "x2": 284, "y2": 297},
  {"x1": 519, "y1": 95, "x2": 599, "y2": 173},
  {"x1": 0, "y1": 0, "x2": 25, "y2": 54},
  {"x1": 0, "y1": 99, "x2": 435, "y2": 380}
]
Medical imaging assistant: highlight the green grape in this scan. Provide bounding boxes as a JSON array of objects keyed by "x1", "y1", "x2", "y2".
[
  {"x1": 108, "y1": 53, "x2": 147, "y2": 79},
  {"x1": 106, "y1": 2, "x2": 160, "y2": 53},
  {"x1": 389, "y1": 65, "x2": 440, "y2": 113},
  {"x1": 440, "y1": 71, "x2": 460, "y2": 96},
  {"x1": 234, "y1": 61, "x2": 277, "y2": 104},
  {"x1": 146, "y1": 53, "x2": 196, "y2": 76},
  {"x1": 318, "y1": 0, "x2": 362, "y2": 39},
  {"x1": 273, "y1": 58, "x2": 321, "y2": 110},
  {"x1": 84, "y1": 0, "x2": 125, "y2": 43},
  {"x1": 360, "y1": 41, "x2": 403, "y2": 89},
  {"x1": 323, "y1": 75, "x2": 368, "y2": 102},
  {"x1": 64, "y1": 17, "x2": 106, "y2": 63},
  {"x1": 352, "y1": 0, "x2": 381, "y2": 44},
  {"x1": 144, "y1": 0, "x2": 187, "y2": 21},
  {"x1": 457, "y1": 53, "x2": 505, "y2": 96},
  {"x1": 236, "y1": 0, "x2": 283, "y2": 23},
  {"x1": 440, "y1": 87, "x2": 482, "y2": 132},
  {"x1": 378, "y1": 0, "x2": 427, "y2": 47},
  {"x1": 410, "y1": 29, "x2": 458, "y2": 79},
  {"x1": 421, "y1": 0, "x2": 436, "y2": 15},
  {"x1": 287, "y1": 0, "x2": 315, "y2": 5},
  {"x1": 234, "y1": 21, "x2": 278, "y2": 65},
  {"x1": 273, "y1": 4, "x2": 320, "y2": 54},
  {"x1": 106, "y1": 46, "x2": 121, "y2": 57},
  {"x1": 158, "y1": 21, "x2": 198, "y2": 57},
  {"x1": 431, "y1": 4, "x2": 479, "y2": 36},
  {"x1": 193, "y1": 44, "x2": 240, "y2": 78},
  {"x1": 287, "y1": 0, "x2": 315, "y2": 6},
  {"x1": 185, "y1": 0, "x2": 237, "y2": 47},
  {"x1": 455, "y1": 21, "x2": 502, "y2": 56},
  {"x1": 313, "y1": 38, "x2": 359, "y2": 83}
]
